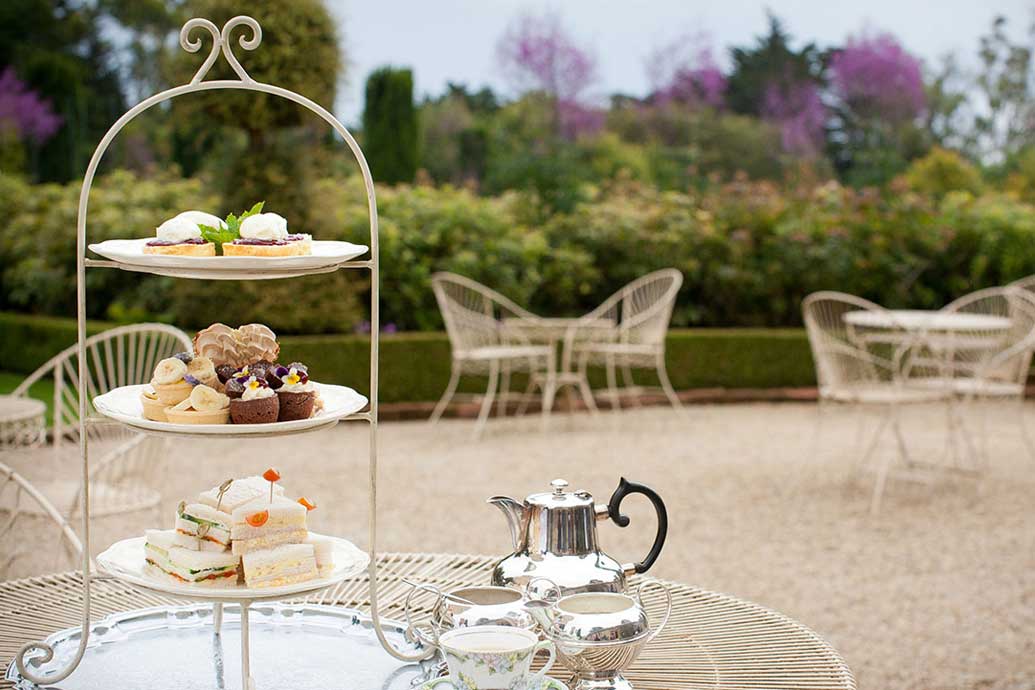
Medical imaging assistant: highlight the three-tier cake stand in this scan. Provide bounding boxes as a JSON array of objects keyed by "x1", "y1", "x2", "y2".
[{"x1": 13, "y1": 15, "x2": 434, "y2": 689}]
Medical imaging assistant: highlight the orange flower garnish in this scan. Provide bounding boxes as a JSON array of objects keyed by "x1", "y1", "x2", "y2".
[
  {"x1": 246, "y1": 510, "x2": 269, "y2": 527},
  {"x1": 297, "y1": 497, "x2": 316, "y2": 511},
  {"x1": 262, "y1": 468, "x2": 281, "y2": 483}
]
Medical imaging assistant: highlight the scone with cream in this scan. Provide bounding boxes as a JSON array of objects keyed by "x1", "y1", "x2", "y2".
[
  {"x1": 143, "y1": 211, "x2": 224, "y2": 256},
  {"x1": 222, "y1": 213, "x2": 312, "y2": 257}
]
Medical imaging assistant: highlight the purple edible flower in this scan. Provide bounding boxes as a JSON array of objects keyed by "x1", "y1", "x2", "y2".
[{"x1": 184, "y1": 374, "x2": 201, "y2": 386}]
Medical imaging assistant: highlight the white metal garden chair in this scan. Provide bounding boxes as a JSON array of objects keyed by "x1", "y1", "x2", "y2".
[
  {"x1": 0, "y1": 460, "x2": 82, "y2": 580},
  {"x1": 7, "y1": 323, "x2": 191, "y2": 525},
  {"x1": 907, "y1": 286, "x2": 1035, "y2": 463},
  {"x1": 802, "y1": 291, "x2": 952, "y2": 514},
  {"x1": 430, "y1": 273, "x2": 555, "y2": 438},
  {"x1": 563, "y1": 268, "x2": 683, "y2": 411}
]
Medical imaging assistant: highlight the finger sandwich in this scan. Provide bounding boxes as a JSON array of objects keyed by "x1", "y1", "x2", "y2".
[
  {"x1": 305, "y1": 534, "x2": 335, "y2": 577},
  {"x1": 145, "y1": 529, "x2": 239, "y2": 585},
  {"x1": 230, "y1": 495, "x2": 308, "y2": 556},
  {"x1": 242, "y1": 543, "x2": 318, "y2": 588},
  {"x1": 199, "y1": 475, "x2": 285, "y2": 514},
  {"x1": 175, "y1": 502, "x2": 232, "y2": 552}
]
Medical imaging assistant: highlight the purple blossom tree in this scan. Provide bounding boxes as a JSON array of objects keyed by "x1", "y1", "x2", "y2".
[
  {"x1": 829, "y1": 31, "x2": 926, "y2": 122},
  {"x1": 0, "y1": 67, "x2": 63, "y2": 143},
  {"x1": 647, "y1": 35, "x2": 727, "y2": 109},
  {"x1": 762, "y1": 81, "x2": 827, "y2": 157},
  {"x1": 496, "y1": 12, "x2": 598, "y2": 138}
]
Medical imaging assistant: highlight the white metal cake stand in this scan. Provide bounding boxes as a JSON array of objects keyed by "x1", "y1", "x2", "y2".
[{"x1": 13, "y1": 15, "x2": 433, "y2": 690}]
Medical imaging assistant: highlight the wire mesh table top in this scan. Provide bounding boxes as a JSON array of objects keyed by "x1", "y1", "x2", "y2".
[{"x1": 0, "y1": 552, "x2": 855, "y2": 690}]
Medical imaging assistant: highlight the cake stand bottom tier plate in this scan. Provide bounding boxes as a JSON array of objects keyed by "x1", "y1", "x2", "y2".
[{"x1": 8, "y1": 602, "x2": 436, "y2": 690}]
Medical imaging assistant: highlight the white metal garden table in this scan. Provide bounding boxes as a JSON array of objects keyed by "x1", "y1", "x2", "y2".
[
  {"x1": 842, "y1": 309, "x2": 1012, "y2": 334},
  {"x1": 0, "y1": 397, "x2": 45, "y2": 450},
  {"x1": 1, "y1": 553, "x2": 856, "y2": 690},
  {"x1": 502, "y1": 317, "x2": 614, "y2": 411}
]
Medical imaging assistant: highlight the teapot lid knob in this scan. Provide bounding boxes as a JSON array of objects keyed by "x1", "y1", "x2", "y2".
[{"x1": 550, "y1": 478, "x2": 569, "y2": 495}]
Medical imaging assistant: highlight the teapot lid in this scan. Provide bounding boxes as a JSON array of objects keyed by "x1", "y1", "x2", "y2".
[{"x1": 527, "y1": 479, "x2": 594, "y2": 509}]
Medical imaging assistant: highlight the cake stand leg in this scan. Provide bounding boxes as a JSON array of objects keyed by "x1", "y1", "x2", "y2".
[
  {"x1": 240, "y1": 601, "x2": 254, "y2": 690},
  {"x1": 213, "y1": 602, "x2": 224, "y2": 636}
]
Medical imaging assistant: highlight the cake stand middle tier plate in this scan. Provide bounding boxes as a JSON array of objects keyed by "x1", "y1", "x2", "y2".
[
  {"x1": 93, "y1": 383, "x2": 367, "y2": 436},
  {"x1": 96, "y1": 534, "x2": 369, "y2": 602}
]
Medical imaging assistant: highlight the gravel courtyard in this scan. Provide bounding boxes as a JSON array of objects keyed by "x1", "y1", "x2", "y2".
[{"x1": 4, "y1": 401, "x2": 1034, "y2": 690}]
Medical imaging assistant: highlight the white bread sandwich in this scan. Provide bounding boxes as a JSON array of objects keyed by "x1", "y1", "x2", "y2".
[
  {"x1": 305, "y1": 534, "x2": 335, "y2": 577},
  {"x1": 144, "y1": 529, "x2": 239, "y2": 585},
  {"x1": 241, "y1": 543, "x2": 318, "y2": 588},
  {"x1": 230, "y1": 495, "x2": 307, "y2": 556},
  {"x1": 198, "y1": 475, "x2": 285, "y2": 514},
  {"x1": 175, "y1": 502, "x2": 232, "y2": 552}
]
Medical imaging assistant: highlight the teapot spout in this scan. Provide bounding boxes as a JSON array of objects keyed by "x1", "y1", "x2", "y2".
[{"x1": 487, "y1": 495, "x2": 528, "y2": 552}]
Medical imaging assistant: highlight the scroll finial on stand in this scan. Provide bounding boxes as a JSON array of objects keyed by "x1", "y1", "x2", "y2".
[{"x1": 180, "y1": 15, "x2": 263, "y2": 85}]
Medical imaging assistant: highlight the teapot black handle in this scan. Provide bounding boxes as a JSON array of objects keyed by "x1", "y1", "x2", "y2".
[{"x1": 607, "y1": 477, "x2": 668, "y2": 574}]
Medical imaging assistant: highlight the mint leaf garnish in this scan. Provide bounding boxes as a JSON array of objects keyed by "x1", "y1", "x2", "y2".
[{"x1": 199, "y1": 201, "x2": 266, "y2": 255}]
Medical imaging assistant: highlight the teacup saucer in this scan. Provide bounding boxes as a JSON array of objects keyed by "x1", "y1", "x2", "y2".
[{"x1": 419, "y1": 676, "x2": 569, "y2": 690}]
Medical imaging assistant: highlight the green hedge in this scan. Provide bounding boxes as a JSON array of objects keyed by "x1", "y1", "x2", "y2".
[
  {"x1": 5, "y1": 171, "x2": 1035, "y2": 335},
  {"x1": 0, "y1": 312, "x2": 815, "y2": 403}
]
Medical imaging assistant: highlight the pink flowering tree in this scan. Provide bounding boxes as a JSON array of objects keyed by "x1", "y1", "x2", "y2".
[
  {"x1": 762, "y1": 81, "x2": 827, "y2": 157},
  {"x1": 827, "y1": 30, "x2": 927, "y2": 184},
  {"x1": 0, "y1": 67, "x2": 63, "y2": 144},
  {"x1": 647, "y1": 35, "x2": 727, "y2": 109},
  {"x1": 496, "y1": 12, "x2": 601, "y2": 139},
  {"x1": 829, "y1": 31, "x2": 926, "y2": 123}
]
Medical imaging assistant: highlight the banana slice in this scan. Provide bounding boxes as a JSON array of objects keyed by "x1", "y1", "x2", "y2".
[
  {"x1": 187, "y1": 355, "x2": 217, "y2": 382},
  {"x1": 190, "y1": 384, "x2": 229, "y2": 412},
  {"x1": 153, "y1": 357, "x2": 188, "y2": 385}
]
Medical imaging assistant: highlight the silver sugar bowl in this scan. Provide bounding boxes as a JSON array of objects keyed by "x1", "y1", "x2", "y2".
[{"x1": 526, "y1": 582, "x2": 671, "y2": 690}]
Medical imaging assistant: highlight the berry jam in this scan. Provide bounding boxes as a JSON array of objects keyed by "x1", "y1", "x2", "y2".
[
  {"x1": 146, "y1": 238, "x2": 208, "y2": 246},
  {"x1": 230, "y1": 234, "x2": 307, "y2": 246}
]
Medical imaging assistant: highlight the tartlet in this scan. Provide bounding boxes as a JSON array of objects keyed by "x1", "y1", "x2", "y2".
[
  {"x1": 163, "y1": 384, "x2": 230, "y2": 425},
  {"x1": 139, "y1": 388, "x2": 168, "y2": 422}
]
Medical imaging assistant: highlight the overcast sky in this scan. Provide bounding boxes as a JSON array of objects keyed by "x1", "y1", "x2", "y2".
[{"x1": 325, "y1": 0, "x2": 1033, "y2": 126}]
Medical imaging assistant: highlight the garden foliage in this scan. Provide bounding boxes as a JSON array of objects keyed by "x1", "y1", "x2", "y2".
[{"x1": 2, "y1": 168, "x2": 1034, "y2": 334}]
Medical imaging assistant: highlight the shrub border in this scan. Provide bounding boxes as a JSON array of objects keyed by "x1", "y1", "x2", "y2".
[{"x1": 0, "y1": 312, "x2": 816, "y2": 403}]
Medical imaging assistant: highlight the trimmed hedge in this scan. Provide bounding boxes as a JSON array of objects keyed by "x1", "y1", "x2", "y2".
[{"x1": 0, "y1": 312, "x2": 815, "y2": 402}]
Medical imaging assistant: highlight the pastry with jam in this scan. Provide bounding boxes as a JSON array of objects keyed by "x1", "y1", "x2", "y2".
[{"x1": 143, "y1": 211, "x2": 224, "y2": 256}]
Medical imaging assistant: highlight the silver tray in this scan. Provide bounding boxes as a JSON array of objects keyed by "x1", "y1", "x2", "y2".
[{"x1": 8, "y1": 603, "x2": 437, "y2": 690}]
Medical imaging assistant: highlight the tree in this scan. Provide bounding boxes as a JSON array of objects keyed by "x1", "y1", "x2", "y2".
[
  {"x1": 725, "y1": 14, "x2": 823, "y2": 117},
  {"x1": 826, "y1": 30, "x2": 928, "y2": 185},
  {"x1": 973, "y1": 15, "x2": 1034, "y2": 163},
  {"x1": 923, "y1": 54, "x2": 978, "y2": 154},
  {"x1": 98, "y1": 0, "x2": 188, "y2": 103},
  {"x1": 646, "y1": 33, "x2": 727, "y2": 109},
  {"x1": 0, "y1": 0, "x2": 125, "y2": 181},
  {"x1": 165, "y1": 0, "x2": 342, "y2": 228},
  {"x1": 419, "y1": 83, "x2": 497, "y2": 185},
  {"x1": 363, "y1": 67, "x2": 418, "y2": 184},
  {"x1": 496, "y1": 11, "x2": 598, "y2": 139}
]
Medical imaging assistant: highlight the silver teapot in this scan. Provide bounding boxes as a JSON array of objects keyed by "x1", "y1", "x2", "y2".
[
  {"x1": 526, "y1": 582, "x2": 672, "y2": 690},
  {"x1": 489, "y1": 478, "x2": 668, "y2": 597}
]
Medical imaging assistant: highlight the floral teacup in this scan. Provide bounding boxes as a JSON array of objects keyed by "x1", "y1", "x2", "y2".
[{"x1": 439, "y1": 625, "x2": 555, "y2": 690}]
